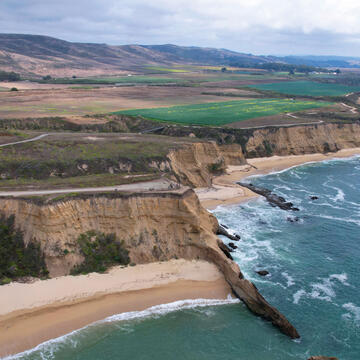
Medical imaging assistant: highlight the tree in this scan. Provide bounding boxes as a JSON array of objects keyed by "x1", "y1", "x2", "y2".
[
  {"x1": 335, "y1": 69, "x2": 341, "y2": 74},
  {"x1": 42, "y1": 75, "x2": 52, "y2": 81},
  {"x1": 0, "y1": 71, "x2": 20, "y2": 82},
  {"x1": 288, "y1": 69, "x2": 295, "y2": 75},
  {"x1": 221, "y1": 67, "x2": 227, "y2": 72}
]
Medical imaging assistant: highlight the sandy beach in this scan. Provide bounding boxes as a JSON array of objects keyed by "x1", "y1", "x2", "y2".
[
  {"x1": 0, "y1": 260, "x2": 232, "y2": 358},
  {"x1": 197, "y1": 148, "x2": 360, "y2": 209}
]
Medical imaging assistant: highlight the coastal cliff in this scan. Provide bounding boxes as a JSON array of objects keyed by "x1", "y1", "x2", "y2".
[
  {"x1": 245, "y1": 123, "x2": 360, "y2": 157},
  {"x1": 168, "y1": 142, "x2": 246, "y2": 187},
  {"x1": 163, "y1": 122, "x2": 360, "y2": 187},
  {"x1": 0, "y1": 190, "x2": 299, "y2": 338}
]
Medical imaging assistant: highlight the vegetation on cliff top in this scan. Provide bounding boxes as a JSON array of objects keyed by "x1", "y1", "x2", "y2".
[
  {"x1": 70, "y1": 231, "x2": 130, "y2": 275},
  {"x1": 0, "y1": 215, "x2": 48, "y2": 285},
  {"x1": 116, "y1": 99, "x2": 332, "y2": 126}
]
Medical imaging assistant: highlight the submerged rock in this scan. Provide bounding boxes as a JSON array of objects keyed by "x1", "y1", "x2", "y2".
[
  {"x1": 287, "y1": 216, "x2": 300, "y2": 223},
  {"x1": 310, "y1": 196, "x2": 319, "y2": 200},
  {"x1": 238, "y1": 182, "x2": 299, "y2": 211},
  {"x1": 307, "y1": 357, "x2": 338, "y2": 360},
  {"x1": 257, "y1": 270, "x2": 269, "y2": 276}
]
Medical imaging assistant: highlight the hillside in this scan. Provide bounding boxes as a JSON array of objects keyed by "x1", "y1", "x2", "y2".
[{"x1": 0, "y1": 34, "x2": 270, "y2": 77}]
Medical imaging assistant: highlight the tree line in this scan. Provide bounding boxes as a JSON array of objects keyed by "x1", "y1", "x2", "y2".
[{"x1": 0, "y1": 70, "x2": 21, "y2": 81}]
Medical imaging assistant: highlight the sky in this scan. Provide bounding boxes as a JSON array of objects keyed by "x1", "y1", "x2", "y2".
[{"x1": 1, "y1": 0, "x2": 360, "y2": 56}]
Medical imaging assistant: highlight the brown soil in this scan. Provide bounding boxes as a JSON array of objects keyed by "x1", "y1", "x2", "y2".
[{"x1": 0, "y1": 85, "x2": 253, "y2": 119}]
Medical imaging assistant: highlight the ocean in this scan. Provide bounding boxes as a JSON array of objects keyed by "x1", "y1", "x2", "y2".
[{"x1": 6, "y1": 156, "x2": 360, "y2": 360}]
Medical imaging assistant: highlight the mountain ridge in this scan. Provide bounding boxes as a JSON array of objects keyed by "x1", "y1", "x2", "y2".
[{"x1": 0, "y1": 33, "x2": 359, "y2": 77}]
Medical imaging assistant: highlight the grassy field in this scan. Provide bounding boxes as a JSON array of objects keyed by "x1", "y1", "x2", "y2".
[
  {"x1": 247, "y1": 80, "x2": 360, "y2": 96},
  {"x1": 117, "y1": 99, "x2": 332, "y2": 126},
  {"x1": 39, "y1": 76, "x2": 186, "y2": 85}
]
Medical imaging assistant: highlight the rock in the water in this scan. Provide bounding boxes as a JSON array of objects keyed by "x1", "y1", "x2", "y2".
[
  {"x1": 228, "y1": 242, "x2": 238, "y2": 250},
  {"x1": 307, "y1": 357, "x2": 338, "y2": 360},
  {"x1": 257, "y1": 270, "x2": 269, "y2": 276},
  {"x1": 287, "y1": 216, "x2": 300, "y2": 223},
  {"x1": 310, "y1": 196, "x2": 319, "y2": 200},
  {"x1": 221, "y1": 223, "x2": 229, "y2": 229},
  {"x1": 238, "y1": 182, "x2": 299, "y2": 211},
  {"x1": 235, "y1": 234, "x2": 241, "y2": 240},
  {"x1": 217, "y1": 241, "x2": 233, "y2": 260},
  {"x1": 217, "y1": 225, "x2": 240, "y2": 241}
]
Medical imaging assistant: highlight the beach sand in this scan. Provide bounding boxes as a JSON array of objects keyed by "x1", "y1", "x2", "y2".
[
  {"x1": 197, "y1": 148, "x2": 360, "y2": 209},
  {"x1": 0, "y1": 260, "x2": 232, "y2": 357},
  {"x1": 3, "y1": 148, "x2": 360, "y2": 357}
]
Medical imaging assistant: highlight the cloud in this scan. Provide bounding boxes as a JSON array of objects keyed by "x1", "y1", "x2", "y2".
[{"x1": 1, "y1": 0, "x2": 360, "y2": 55}]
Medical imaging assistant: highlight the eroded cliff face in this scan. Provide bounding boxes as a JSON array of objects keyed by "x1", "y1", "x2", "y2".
[
  {"x1": 245, "y1": 123, "x2": 360, "y2": 157},
  {"x1": 168, "y1": 142, "x2": 246, "y2": 187},
  {"x1": 0, "y1": 190, "x2": 299, "y2": 339},
  {"x1": 0, "y1": 190, "x2": 216, "y2": 277}
]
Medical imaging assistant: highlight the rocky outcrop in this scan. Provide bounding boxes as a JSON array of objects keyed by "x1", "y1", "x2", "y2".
[
  {"x1": 168, "y1": 142, "x2": 246, "y2": 187},
  {"x1": 245, "y1": 122, "x2": 360, "y2": 157},
  {"x1": 238, "y1": 182, "x2": 300, "y2": 211},
  {"x1": 0, "y1": 189, "x2": 299, "y2": 339}
]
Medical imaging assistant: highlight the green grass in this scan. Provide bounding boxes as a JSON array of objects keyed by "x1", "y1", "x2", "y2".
[
  {"x1": 0, "y1": 173, "x2": 159, "y2": 190},
  {"x1": 247, "y1": 81, "x2": 360, "y2": 96},
  {"x1": 39, "y1": 76, "x2": 185, "y2": 85},
  {"x1": 116, "y1": 99, "x2": 332, "y2": 126},
  {"x1": 144, "y1": 66, "x2": 189, "y2": 73}
]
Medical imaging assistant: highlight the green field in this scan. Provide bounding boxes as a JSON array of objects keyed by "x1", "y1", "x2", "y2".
[
  {"x1": 39, "y1": 76, "x2": 185, "y2": 85},
  {"x1": 247, "y1": 81, "x2": 360, "y2": 96},
  {"x1": 117, "y1": 99, "x2": 332, "y2": 126}
]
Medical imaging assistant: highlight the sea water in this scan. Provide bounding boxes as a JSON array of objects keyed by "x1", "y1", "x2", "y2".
[{"x1": 5, "y1": 156, "x2": 360, "y2": 360}]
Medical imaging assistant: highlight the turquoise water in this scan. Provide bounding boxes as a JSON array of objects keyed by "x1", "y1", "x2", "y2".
[{"x1": 6, "y1": 156, "x2": 360, "y2": 360}]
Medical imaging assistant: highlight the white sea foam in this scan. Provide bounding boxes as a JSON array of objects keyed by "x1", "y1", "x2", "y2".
[
  {"x1": 293, "y1": 289, "x2": 307, "y2": 304},
  {"x1": 2, "y1": 297, "x2": 239, "y2": 360},
  {"x1": 103, "y1": 297, "x2": 240, "y2": 323},
  {"x1": 330, "y1": 273, "x2": 350, "y2": 286},
  {"x1": 316, "y1": 214, "x2": 360, "y2": 226},
  {"x1": 281, "y1": 272, "x2": 295, "y2": 287},
  {"x1": 307, "y1": 273, "x2": 350, "y2": 303},
  {"x1": 342, "y1": 303, "x2": 360, "y2": 323},
  {"x1": 333, "y1": 188, "x2": 345, "y2": 202}
]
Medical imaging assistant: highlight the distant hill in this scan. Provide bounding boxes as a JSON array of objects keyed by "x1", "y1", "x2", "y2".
[
  {"x1": 0, "y1": 34, "x2": 359, "y2": 77},
  {"x1": 0, "y1": 34, "x2": 271, "y2": 77},
  {"x1": 271, "y1": 55, "x2": 360, "y2": 69}
]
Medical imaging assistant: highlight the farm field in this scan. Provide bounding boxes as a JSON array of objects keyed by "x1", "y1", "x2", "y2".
[
  {"x1": 0, "y1": 85, "x2": 257, "y2": 119},
  {"x1": 117, "y1": 99, "x2": 333, "y2": 126},
  {"x1": 38, "y1": 76, "x2": 186, "y2": 85},
  {"x1": 247, "y1": 80, "x2": 360, "y2": 96}
]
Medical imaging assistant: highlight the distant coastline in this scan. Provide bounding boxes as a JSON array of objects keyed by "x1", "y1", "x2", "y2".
[{"x1": 196, "y1": 147, "x2": 360, "y2": 209}]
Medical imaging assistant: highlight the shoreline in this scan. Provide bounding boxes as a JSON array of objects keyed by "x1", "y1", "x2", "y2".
[
  {"x1": 0, "y1": 260, "x2": 232, "y2": 358},
  {"x1": 197, "y1": 147, "x2": 360, "y2": 209}
]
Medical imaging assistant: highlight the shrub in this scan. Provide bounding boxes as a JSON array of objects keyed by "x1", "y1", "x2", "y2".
[
  {"x1": 207, "y1": 161, "x2": 224, "y2": 174},
  {"x1": 71, "y1": 231, "x2": 130, "y2": 275},
  {"x1": 0, "y1": 215, "x2": 48, "y2": 284},
  {"x1": 10, "y1": 87, "x2": 18, "y2": 91}
]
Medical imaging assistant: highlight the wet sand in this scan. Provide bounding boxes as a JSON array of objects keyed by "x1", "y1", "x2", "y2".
[{"x1": 0, "y1": 260, "x2": 232, "y2": 357}]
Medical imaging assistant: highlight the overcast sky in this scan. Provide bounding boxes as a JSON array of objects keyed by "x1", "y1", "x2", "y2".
[{"x1": 1, "y1": 0, "x2": 360, "y2": 56}]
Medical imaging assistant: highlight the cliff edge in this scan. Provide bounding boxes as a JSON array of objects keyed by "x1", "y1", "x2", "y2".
[{"x1": 0, "y1": 189, "x2": 299, "y2": 338}]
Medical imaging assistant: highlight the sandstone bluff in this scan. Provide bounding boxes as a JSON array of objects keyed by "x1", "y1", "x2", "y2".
[{"x1": 2, "y1": 122, "x2": 360, "y2": 340}]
